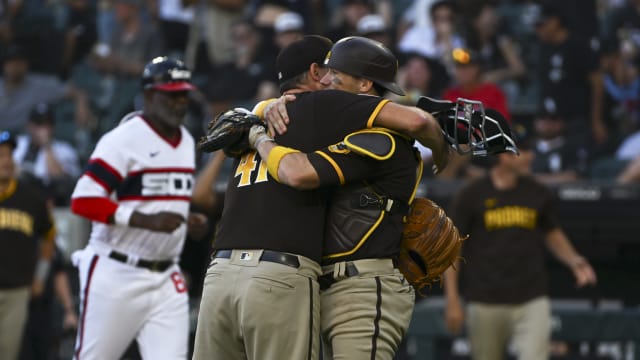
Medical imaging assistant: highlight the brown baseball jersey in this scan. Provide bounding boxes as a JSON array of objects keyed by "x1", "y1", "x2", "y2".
[
  {"x1": 307, "y1": 131, "x2": 421, "y2": 264},
  {"x1": 214, "y1": 90, "x2": 390, "y2": 263},
  {"x1": 0, "y1": 180, "x2": 54, "y2": 288}
]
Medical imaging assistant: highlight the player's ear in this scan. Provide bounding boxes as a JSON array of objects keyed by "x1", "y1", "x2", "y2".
[
  {"x1": 309, "y1": 63, "x2": 323, "y2": 81},
  {"x1": 359, "y1": 78, "x2": 374, "y2": 94}
]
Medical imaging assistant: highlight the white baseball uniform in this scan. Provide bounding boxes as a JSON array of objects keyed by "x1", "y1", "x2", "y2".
[{"x1": 70, "y1": 114, "x2": 195, "y2": 359}]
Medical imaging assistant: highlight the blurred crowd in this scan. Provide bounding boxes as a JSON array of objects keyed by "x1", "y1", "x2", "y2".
[{"x1": 2, "y1": 0, "x2": 640, "y2": 206}]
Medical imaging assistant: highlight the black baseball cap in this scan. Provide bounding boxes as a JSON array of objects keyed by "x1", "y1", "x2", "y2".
[
  {"x1": 0, "y1": 131, "x2": 17, "y2": 150},
  {"x1": 276, "y1": 35, "x2": 333, "y2": 85},
  {"x1": 29, "y1": 102, "x2": 55, "y2": 125}
]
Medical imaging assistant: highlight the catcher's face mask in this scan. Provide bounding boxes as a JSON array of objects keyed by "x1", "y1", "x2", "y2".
[{"x1": 417, "y1": 97, "x2": 519, "y2": 156}]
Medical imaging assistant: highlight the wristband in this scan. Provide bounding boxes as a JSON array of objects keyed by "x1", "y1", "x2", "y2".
[
  {"x1": 254, "y1": 133, "x2": 275, "y2": 149},
  {"x1": 266, "y1": 146, "x2": 300, "y2": 182},
  {"x1": 114, "y1": 205, "x2": 135, "y2": 226},
  {"x1": 252, "y1": 98, "x2": 277, "y2": 120}
]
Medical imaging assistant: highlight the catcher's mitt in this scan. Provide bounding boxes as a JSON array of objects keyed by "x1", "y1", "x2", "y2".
[
  {"x1": 197, "y1": 108, "x2": 264, "y2": 157},
  {"x1": 398, "y1": 197, "x2": 467, "y2": 291}
]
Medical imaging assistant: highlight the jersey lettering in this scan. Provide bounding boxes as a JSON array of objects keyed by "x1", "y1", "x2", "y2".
[
  {"x1": 484, "y1": 206, "x2": 537, "y2": 230},
  {"x1": 141, "y1": 173, "x2": 193, "y2": 196},
  {"x1": 0, "y1": 209, "x2": 34, "y2": 236},
  {"x1": 235, "y1": 152, "x2": 269, "y2": 186}
]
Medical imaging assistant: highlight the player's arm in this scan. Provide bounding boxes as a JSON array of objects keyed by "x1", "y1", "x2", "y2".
[
  {"x1": 32, "y1": 203, "x2": 56, "y2": 297},
  {"x1": 373, "y1": 102, "x2": 449, "y2": 173},
  {"x1": 252, "y1": 134, "x2": 320, "y2": 189},
  {"x1": 70, "y1": 143, "x2": 184, "y2": 233},
  {"x1": 251, "y1": 127, "x2": 384, "y2": 190},
  {"x1": 261, "y1": 96, "x2": 449, "y2": 173},
  {"x1": 443, "y1": 261, "x2": 464, "y2": 334},
  {"x1": 191, "y1": 150, "x2": 226, "y2": 211},
  {"x1": 544, "y1": 228, "x2": 597, "y2": 288}
]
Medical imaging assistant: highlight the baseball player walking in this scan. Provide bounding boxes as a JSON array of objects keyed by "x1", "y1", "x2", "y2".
[
  {"x1": 252, "y1": 37, "x2": 444, "y2": 359},
  {"x1": 0, "y1": 131, "x2": 56, "y2": 360},
  {"x1": 69, "y1": 57, "x2": 206, "y2": 359}
]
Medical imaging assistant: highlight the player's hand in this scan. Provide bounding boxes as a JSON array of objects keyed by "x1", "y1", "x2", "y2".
[
  {"x1": 63, "y1": 310, "x2": 79, "y2": 330},
  {"x1": 187, "y1": 212, "x2": 209, "y2": 241},
  {"x1": 132, "y1": 211, "x2": 185, "y2": 233},
  {"x1": 570, "y1": 256, "x2": 597, "y2": 288},
  {"x1": 264, "y1": 94, "x2": 295, "y2": 135},
  {"x1": 431, "y1": 138, "x2": 451, "y2": 175},
  {"x1": 444, "y1": 297, "x2": 465, "y2": 335}
]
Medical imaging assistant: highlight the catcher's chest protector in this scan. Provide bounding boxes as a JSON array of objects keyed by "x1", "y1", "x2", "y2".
[{"x1": 323, "y1": 184, "x2": 391, "y2": 259}]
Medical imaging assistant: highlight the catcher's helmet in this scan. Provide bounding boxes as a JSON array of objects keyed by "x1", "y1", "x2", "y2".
[
  {"x1": 141, "y1": 56, "x2": 196, "y2": 92},
  {"x1": 324, "y1": 36, "x2": 404, "y2": 95}
]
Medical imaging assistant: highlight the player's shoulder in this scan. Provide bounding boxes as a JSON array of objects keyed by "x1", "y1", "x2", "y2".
[
  {"x1": 310, "y1": 89, "x2": 377, "y2": 101},
  {"x1": 462, "y1": 175, "x2": 492, "y2": 194},
  {"x1": 91, "y1": 119, "x2": 141, "y2": 154},
  {"x1": 519, "y1": 175, "x2": 551, "y2": 193},
  {"x1": 13, "y1": 179, "x2": 48, "y2": 206}
]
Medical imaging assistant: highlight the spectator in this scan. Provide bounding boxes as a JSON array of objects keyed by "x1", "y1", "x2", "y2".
[
  {"x1": 443, "y1": 132, "x2": 597, "y2": 360},
  {"x1": 436, "y1": 47, "x2": 511, "y2": 180},
  {"x1": 273, "y1": 11, "x2": 306, "y2": 51},
  {"x1": 391, "y1": 51, "x2": 450, "y2": 105},
  {"x1": 60, "y1": 0, "x2": 98, "y2": 79},
  {"x1": 205, "y1": 19, "x2": 278, "y2": 114},
  {"x1": 388, "y1": 51, "x2": 450, "y2": 165},
  {"x1": 324, "y1": 0, "x2": 374, "y2": 42},
  {"x1": 533, "y1": 2, "x2": 605, "y2": 147},
  {"x1": 13, "y1": 103, "x2": 82, "y2": 206},
  {"x1": 154, "y1": 0, "x2": 194, "y2": 58},
  {"x1": 91, "y1": 0, "x2": 165, "y2": 131},
  {"x1": 443, "y1": 47, "x2": 511, "y2": 120},
  {"x1": 599, "y1": 35, "x2": 640, "y2": 146},
  {"x1": 397, "y1": 0, "x2": 465, "y2": 76},
  {"x1": 0, "y1": 130, "x2": 56, "y2": 360},
  {"x1": 0, "y1": 44, "x2": 91, "y2": 135},
  {"x1": 530, "y1": 100, "x2": 590, "y2": 185},
  {"x1": 4, "y1": 0, "x2": 66, "y2": 75},
  {"x1": 184, "y1": 0, "x2": 247, "y2": 75},
  {"x1": 461, "y1": 1, "x2": 526, "y2": 85},
  {"x1": 356, "y1": 13, "x2": 394, "y2": 50},
  {"x1": 601, "y1": 0, "x2": 640, "y2": 45}
]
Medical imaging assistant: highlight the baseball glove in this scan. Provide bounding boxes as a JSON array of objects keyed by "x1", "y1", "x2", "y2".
[
  {"x1": 197, "y1": 108, "x2": 264, "y2": 157},
  {"x1": 398, "y1": 197, "x2": 467, "y2": 292}
]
